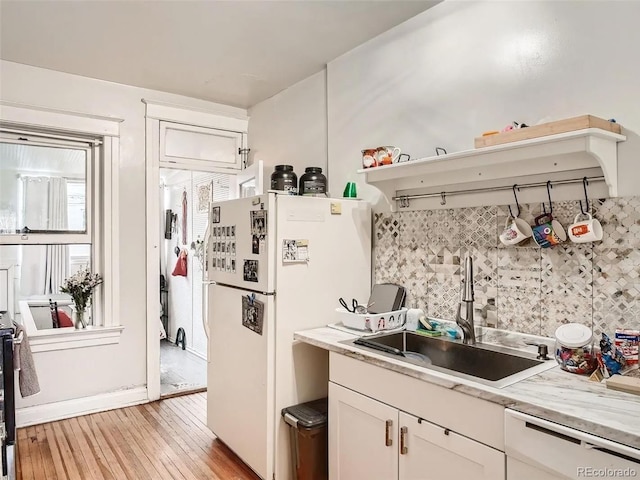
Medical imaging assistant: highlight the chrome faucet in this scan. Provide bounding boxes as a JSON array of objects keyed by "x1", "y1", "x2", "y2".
[{"x1": 456, "y1": 254, "x2": 476, "y2": 345}]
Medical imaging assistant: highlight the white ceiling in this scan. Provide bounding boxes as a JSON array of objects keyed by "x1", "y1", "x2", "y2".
[{"x1": 0, "y1": 0, "x2": 440, "y2": 109}]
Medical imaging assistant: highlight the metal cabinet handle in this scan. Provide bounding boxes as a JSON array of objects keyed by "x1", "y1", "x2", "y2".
[
  {"x1": 385, "y1": 420, "x2": 393, "y2": 446},
  {"x1": 400, "y1": 426, "x2": 408, "y2": 455}
]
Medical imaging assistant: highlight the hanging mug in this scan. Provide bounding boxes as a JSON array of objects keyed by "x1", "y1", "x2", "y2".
[
  {"x1": 532, "y1": 214, "x2": 566, "y2": 248},
  {"x1": 499, "y1": 216, "x2": 533, "y2": 246},
  {"x1": 568, "y1": 213, "x2": 603, "y2": 243}
]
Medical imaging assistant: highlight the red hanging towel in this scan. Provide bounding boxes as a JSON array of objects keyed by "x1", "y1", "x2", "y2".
[{"x1": 172, "y1": 249, "x2": 188, "y2": 277}]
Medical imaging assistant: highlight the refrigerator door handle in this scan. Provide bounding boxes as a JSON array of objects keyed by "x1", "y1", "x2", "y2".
[
  {"x1": 201, "y1": 212, "x2": 213, "y2": 341},
  {"x1": 202, "y1": 282, "x2": 211, "y2": 340}
]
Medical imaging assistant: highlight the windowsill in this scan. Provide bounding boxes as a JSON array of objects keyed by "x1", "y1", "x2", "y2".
[
  {"x1": 27, "y1": 325, "x2": 125, "y2": 353},
  {"x1": 17, "y1": 297, "x2": 124, "y2": 352}
]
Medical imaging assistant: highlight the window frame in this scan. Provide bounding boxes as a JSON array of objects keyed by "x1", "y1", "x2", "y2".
[
  {"x1": 0, "y1": 132, "x2": 95, "y2": 244},
  {"x1": 0, "y1": 101, "x2": 122, "y2": 346}
]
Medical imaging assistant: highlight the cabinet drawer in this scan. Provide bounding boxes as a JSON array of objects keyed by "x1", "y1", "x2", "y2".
[{"x1": 330, "y1": 352, "x2": 504, "y2": 450}]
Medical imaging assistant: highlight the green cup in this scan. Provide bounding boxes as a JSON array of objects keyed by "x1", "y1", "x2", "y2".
[{"x1": 343, "y1": 182, "x2": 357, "y2": 198}]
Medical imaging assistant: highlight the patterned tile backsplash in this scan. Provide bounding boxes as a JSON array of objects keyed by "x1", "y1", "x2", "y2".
[{"x1": 373, "y1": 196, "x2": 640, "y2": 338}]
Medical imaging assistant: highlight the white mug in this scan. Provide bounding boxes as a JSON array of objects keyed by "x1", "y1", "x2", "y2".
[
  {"x1": 568, "y1": 213, "x2": 603, "y2": 243},
  {"x1": 375, "y1": 146, "x2": 401, "y2": 166},
  {"x1": 499, "y1": 217, "x2": 533, "y2": 246}
]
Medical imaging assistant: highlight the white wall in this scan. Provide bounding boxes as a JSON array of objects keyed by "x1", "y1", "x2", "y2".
[
  {"x1": 326, "y1": 1, "x2": 640, "y2": 207},
  {"x1": 0, "y1": 60, "x2": 246, "y2": 409},
  {"x1": 248, "y1": 71, "x2": 328, "y2": 191}
]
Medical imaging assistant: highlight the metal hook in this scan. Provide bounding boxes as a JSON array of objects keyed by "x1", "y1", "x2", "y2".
[
  {"x1": 579, "y1": 177, "x2": 589, "y2": 215},
  {"x1": 545, "y1": 181, "x2": 553, "y2": 215},
  {"x1": 508, "y1": 184, "x2": 521, "y2": 218},
  {"x1": 440, "y1": 192, "x2": 447, "y2": 205}
]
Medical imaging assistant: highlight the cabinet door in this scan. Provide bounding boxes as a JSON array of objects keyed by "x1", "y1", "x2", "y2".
[
  {"x1": 398, "y1": 412, "x2": 505, "y2": 480},
  {"x1": 160, "y1": 121, "x2": 244, "y2": 170},
  {"x1": 329, "y1": 382, "x2": 398, "y2": 480}
]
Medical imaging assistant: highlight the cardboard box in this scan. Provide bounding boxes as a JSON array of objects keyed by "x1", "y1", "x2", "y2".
[{"x1": 615, "y1": 329, "x2": 640, "y2": 366}]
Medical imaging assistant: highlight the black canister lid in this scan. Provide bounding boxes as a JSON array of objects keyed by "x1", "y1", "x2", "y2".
[
  {"x1": 281, "y1": 397, "x2": 328, "y2": 429},
  {"x1": 274, "y1": 165, "x2": 294, "y2": 171},
  {"x1": 304, "y1": 167, "x2": 323, "y2": 173}
]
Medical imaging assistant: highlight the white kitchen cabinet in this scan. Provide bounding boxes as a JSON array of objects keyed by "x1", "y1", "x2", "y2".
[
  {"x1": 329, "y1": 382, "x2": 505, "y2": 480},
  {"x1": 329, "y1": 382, "x2": 398, "y2": 480},
  {"x1": 159, "y1": 121, "x2": 245, "y2": 171},
  {"x1": 398, "y1": 411, "x2": 504, "y2": 480}
]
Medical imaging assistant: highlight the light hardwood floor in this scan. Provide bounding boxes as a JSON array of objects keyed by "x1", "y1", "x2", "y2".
[{"x1": 16, "y1": 392, "x2": 260, "y2": 480}]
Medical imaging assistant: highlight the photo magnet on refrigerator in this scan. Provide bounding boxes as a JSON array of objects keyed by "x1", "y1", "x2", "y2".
[
  {"x1": 243, "y1": 260, "x2": 258, "y2": 282},
  {"x1": 242, "y1": 295, "x2": 264, "y2": 335},
  {"x1": 250, "y1": 210, "x2": 267, "y2": 235}
]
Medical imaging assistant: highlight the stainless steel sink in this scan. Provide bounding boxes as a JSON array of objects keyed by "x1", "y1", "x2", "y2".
[{"x1": 344, "y1": 331, "x2": 557, "y2": 388}]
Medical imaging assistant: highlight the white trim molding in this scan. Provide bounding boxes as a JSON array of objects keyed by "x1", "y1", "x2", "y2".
[
  {"x1": 0, "y1": 101, "x2": 123, "y2": 137},
  {"x1": 28, "y1": 326, "x2": 125, "y2": 353},
  {"x1": 142, "y1": 98, "x2": 248, "y2": 133},
  {"x1": 16, "y1": 386, "x2": 147, "y2": 428}
]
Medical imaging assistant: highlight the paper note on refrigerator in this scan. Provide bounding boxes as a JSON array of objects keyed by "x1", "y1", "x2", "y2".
[{"x1": 282, "y1": 239, "x2": 309, "y2": 263}]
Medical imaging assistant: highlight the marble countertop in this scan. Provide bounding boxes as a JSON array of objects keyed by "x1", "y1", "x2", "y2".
[{"x1": 294, "y1": 326, "x2": 640, "y2": 450}]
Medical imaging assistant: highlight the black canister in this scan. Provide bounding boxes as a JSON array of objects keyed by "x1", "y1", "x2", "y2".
[
  {"x1": 299, "y1": 167, "x2": 327, "y2": 196},
  {"x1": 271, "y1": 165, "x2": 298, "y2": 194}
]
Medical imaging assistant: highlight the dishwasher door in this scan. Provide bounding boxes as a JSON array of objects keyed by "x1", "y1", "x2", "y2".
[{"x1": 505, "y1": 409, "x2": 640, "y2": 480}]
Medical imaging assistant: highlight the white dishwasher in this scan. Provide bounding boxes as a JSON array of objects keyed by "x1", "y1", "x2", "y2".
[{"x1": 505, "y1": 409, "x2": 640, "y2": 480}]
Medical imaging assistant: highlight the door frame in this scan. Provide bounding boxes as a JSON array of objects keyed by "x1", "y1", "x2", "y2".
[{"x1": 144, "y1": 100, "x2": 248, "y2": 401}]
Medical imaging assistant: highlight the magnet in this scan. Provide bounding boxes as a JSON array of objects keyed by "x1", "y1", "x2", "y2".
[{"x1": 243, "y1": 259, "x2": 258, "y2": 282}]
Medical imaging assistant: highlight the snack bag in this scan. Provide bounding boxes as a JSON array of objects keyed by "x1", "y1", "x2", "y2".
[
  {"x1": 615, "y1": 329, "x2": 640, "y2": 367},
  {"x1": 600, "y1": 333, "x2": 626, "y2": 375}
]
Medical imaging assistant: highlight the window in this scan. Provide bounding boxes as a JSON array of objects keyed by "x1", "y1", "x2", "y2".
[
  {"x1": 0, "y1": 101, "x2": 123, "y2": 352},
  {"x1": 0, "y1": 129, "x2": 106, "y2": 331}
]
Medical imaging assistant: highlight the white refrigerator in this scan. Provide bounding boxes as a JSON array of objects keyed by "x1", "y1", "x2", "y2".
[{"x1": 203, "y1": 193, "x2": 371, "y2": 480}]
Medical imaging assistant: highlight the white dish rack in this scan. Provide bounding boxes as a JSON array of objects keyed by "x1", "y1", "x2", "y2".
[{"x1": 335, "y1": 307, "x2": 407, "y2": 333}]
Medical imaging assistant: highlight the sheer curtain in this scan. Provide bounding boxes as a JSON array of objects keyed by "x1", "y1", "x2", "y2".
[{"x1": 20, "y1": 176, "x2": 69, "y2": 296}]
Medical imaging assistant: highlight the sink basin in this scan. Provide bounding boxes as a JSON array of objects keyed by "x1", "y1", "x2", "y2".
[{"x1": 344, "y1": 331, "x2": 557, "y2": 388}]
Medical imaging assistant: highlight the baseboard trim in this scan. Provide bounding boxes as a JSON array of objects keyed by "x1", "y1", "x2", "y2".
[
  {"x1": 16, "y1": 386, "x2": 148, "y2": 428},
  {"x1": 164, "y1": 337, "x2": 207, "y2": 361}
]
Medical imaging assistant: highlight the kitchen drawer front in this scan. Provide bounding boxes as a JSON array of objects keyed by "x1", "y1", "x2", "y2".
[{"x1": 329, "y1": 352, "x2": 504, "y2": 450}]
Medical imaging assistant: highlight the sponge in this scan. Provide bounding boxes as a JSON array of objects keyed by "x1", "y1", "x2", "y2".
[{"x1": 415, "y1": 328, "x2": 443, "y2": 337}]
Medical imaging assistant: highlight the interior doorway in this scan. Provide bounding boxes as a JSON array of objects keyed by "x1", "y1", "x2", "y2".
[{"x1": 159, "y1": 168, "x2": 231, "y2": 397}]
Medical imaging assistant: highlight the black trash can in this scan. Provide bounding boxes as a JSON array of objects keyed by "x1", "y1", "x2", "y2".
[{"x1": 281, "y1": 398, "x2": 328, "y2": 480}]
